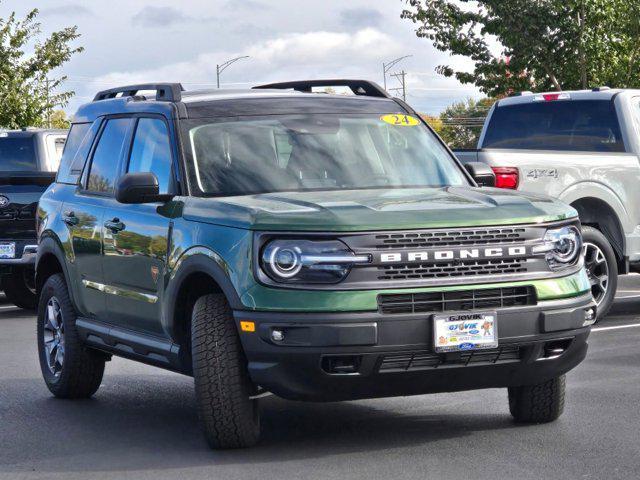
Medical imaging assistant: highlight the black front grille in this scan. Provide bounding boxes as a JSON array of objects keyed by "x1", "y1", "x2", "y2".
[
  {"x1": 378, "y1": 286, "x2": 536, "y2": 315},
  {"x1": 378, "y1": 346, "x2": 521, "y2": 372},
  {"x1": 377, "y1": 258, "x2": 527, "y2": 281},
  {"x1": 373, "y1": 227, "x2": 527, "y2": 250}
]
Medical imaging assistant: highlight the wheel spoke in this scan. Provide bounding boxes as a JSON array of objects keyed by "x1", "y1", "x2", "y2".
[
  {"x1": 583, "y1": 242, "x2": 609, "y2": 306},
  {"x1": 43, "y1": 297, "x2": 65, "y2": 376}
]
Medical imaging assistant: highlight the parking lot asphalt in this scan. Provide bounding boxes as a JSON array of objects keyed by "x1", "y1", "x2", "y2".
[{"x1": 1, "y1": 280, "x2": 640, "y2": 480}]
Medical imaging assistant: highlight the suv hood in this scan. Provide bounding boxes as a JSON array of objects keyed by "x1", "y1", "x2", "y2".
[{"x1": 183, "y1": 187, "x2": 577, "y2": 232}]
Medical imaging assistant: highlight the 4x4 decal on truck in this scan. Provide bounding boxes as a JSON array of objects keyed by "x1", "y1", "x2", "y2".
[{"x1": 526, "y1": 168, "x2": 558, "y2": 179}]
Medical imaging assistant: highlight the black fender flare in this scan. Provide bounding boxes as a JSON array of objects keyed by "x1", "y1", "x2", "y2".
[
  {"x1": 36, "y1": 234, "x2": 77, "y2": 307},
  {"x1": 163, "y1": 248, "x2": 244, "y2": 337}
]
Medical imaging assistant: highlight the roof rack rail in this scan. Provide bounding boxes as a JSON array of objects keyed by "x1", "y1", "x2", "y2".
[
  {"x1": 93, "y1": 83, "x2": 184, "y2": 102},
  {"x1": 592, "y1": 86, "x2": 611, "y2": 92},
  {"x1": 253, "y1": 79, "x2": 390, "y2": 98}
]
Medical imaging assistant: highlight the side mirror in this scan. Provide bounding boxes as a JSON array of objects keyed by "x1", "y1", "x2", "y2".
[
  {"x1": 115, "y1": 172, "x2": 173, "y2": 204},
  {"x1": 464, "y1": 162, "x2": 496, "y2": 187}
]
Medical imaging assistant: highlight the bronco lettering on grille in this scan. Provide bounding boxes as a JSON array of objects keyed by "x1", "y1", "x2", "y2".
[{"x1": 377, "y1": 246, "x2": 528, "y2": 264}]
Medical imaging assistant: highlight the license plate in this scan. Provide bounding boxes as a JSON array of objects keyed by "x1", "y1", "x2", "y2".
[
  {"x1": 434, "y1": 311, "x2": 498, "y2": 353},
  {"x1": 0, "y1": 243, "x2": 15, "y2": 259}
]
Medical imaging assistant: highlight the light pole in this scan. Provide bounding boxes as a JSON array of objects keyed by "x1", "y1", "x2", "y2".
[
  {"x1": 383, "y1": 55, "x2": 412, "y2": 91},
  {"x1": 216, "y1": 56, "x2": 250, "y2": 88}
]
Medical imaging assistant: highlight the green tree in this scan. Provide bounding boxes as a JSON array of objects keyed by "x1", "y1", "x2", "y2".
[
  {"x1": 0, "y1": 3, "x2": 83, "y2": 128},
  {"x1": 437, "y1": 97, "x2": 496, "y2": 149},
  {"x1": 401, "y1": 0, "x2": 640, "y2": 96},
  {"x1": 50, "y1": 110, "x2": 70, "y2": 129}
]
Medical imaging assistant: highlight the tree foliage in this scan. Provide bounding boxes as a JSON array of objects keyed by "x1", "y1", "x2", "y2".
[
  {"x1": 0, "y1": 3, "x2": 83, "y2": 128},
  {"x1": 50, "y1": 110, "x2": 70, "y2": 129},
  {"x1": 436, "y1": 97, "x2": 496, "y2": 149},
  {"x1": 402, "y1": 0, "x2": 640, "y2": 96}
]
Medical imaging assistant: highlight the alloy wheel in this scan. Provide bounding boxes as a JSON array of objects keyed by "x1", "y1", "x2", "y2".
[
  {"x1": 583, "y1": 242, "x2": 609, "y2": 306},
  {"x1": 43, "y1": 297, "x2": 65, "y2": 377}
]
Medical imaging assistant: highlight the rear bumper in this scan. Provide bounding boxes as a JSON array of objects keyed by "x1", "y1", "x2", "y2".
[
  {"x1": 0, "y1": 241, "x2": 37, "y2": 267},
  {"x1": 234, "y1": 293, "x2": 595, "y2": 401}
]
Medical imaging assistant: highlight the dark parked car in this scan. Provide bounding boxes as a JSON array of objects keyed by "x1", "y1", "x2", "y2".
[
  {"x1": 0, "y1": 128, "x2": 66, "y2": 308},
  {"x1": 36, "y1": 81, "x2": 595, "y2": 449}
]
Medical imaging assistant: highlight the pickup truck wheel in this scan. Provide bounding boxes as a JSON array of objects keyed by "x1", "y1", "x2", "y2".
[
  {"x1": 37, "y1": 274, "x2": 105, "y2": 398},
  {"x1": 508, "y1": 375, "x2": 565, "y2": 423},
  {"x1": 582, "y1": 226, "x2": 617, "y2": 319},
  {"x1": 1, "y1": 267, "x2": 37, "y2": 310},
  {"x1": 191, "y1": 293, "x2": 260, "y2": 449}
]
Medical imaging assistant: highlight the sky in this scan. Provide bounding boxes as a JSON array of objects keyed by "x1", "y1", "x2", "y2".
[{"x1": 2, "y1": 0, "x2": 483, "y2": 115}]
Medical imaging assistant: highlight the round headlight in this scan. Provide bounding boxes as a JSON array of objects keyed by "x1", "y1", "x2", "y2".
[
  {"x1": 260, "y1": 239, "x2": 370, "y2": 284},
  {"x1": 537, "y1": 226, "x2": 582, "y2": 269},
  {"x1": 268, "y1": 245, "x2": 302, "y2": 278}
]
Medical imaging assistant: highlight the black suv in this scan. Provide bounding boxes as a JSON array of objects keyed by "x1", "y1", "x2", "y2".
[
  {"x1": 0, "y1": 128, "x2": 66, "y2": 308},
  {"x1": 36, "y1": 81, "x2": 595, "y2": 449}
]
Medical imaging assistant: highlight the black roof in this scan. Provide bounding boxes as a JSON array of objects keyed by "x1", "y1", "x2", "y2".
[{"x1": 75, "y1": 80, "x2": 406, "y2": 122}]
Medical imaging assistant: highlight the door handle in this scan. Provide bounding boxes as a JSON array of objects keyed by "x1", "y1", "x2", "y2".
[
  {"x1": 104, "y1": 218, "x2": 126, "y2": 233},
  {"x1": 62, "y1": 211, "x2": 79, "y2": 226}
]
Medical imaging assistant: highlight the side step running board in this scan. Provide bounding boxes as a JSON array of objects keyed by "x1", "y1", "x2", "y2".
[{"x1": 76, "y1": 318, "x2": 188, "y2": 374}]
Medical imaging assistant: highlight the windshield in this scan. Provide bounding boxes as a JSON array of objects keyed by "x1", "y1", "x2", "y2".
[
  {"x1": 183, "y1": 114, "x2": 467, "y2": 196},
  {"x1": 483, "y1": 100, "x2": 625, "y2": 152},
  {"x1": 0, "y1": 136, "x2": 37, "y2": 171}
]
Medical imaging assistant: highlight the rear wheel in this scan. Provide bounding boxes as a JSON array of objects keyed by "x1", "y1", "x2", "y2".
[
  {"x1": 191, "y1": 293, "x2": 260, "y2": 449},
  {"x1": 508, "y1": 375, "x2": 566, "y2": 424},
  {"x1": 582, "y1": 226, "x2": 617, "y2": 320},
  {"x1": 1, "y1": 266, "x2": 37, "y2": 310},
  {"x1": 37, "y1": 274, "x2": 105, "y2": 398}
]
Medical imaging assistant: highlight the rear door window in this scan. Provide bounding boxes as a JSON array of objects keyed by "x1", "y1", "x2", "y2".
[
  {"x1": 483, "y1": 100, "x2": 625, "y2": 152},
  {"x1": 0, "y1": 136, "x2": 37, "y2": 171},
  {"x1": 57, "y1": 122, "x2": 99, "y2": 185}
]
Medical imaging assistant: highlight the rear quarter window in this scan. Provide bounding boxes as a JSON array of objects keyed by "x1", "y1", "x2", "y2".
[
  {"x1": 56, "y1": 122, "x2": 99, "y2": 185},
  {"x1": 482, "y1": 100, "x2": 625, "y2": 152}
]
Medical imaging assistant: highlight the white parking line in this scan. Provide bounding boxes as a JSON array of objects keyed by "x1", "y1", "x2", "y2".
[{"x1": 592, "y1": 323, "x2": 640, "y2": 332}]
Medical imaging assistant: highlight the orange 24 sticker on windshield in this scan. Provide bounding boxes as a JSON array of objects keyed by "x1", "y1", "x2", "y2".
[{"x1": 380, "y1": 114, "x2": 420, "y2": 126}]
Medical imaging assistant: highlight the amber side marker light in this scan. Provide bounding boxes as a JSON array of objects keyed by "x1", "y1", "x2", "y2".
[{"x1": 240, "y1": 321, "x2": 256, "y2": 332}]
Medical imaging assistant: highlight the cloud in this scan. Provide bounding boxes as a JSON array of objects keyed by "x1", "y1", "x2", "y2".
[
  {"x1": 222, "y1": 0, "x2": 270, "y2": 11},
  {"x1": 89, "y1": 28, "x2": 404, "y2": 89},
  {"x1": 39, "y1": 4, "x2": 92, "y2": 17},
  {"x1": 340, "y1": 8, "x2": 383, "y2": 29},
  {"x1": 131, "y1": 6, "x2": 199, "y2": 28}
]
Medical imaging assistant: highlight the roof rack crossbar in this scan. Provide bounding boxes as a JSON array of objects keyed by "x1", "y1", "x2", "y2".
[
  {"x1": 253, "y1": 79, "x2": 390, "y2": 98},
  {"x1": 93, "y1": 83, "x2": 184, "y2": 102}
]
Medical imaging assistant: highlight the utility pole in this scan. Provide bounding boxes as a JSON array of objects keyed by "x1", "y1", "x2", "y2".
[
  {"x1": 216, "y1": 56, "x2": 250, "y2": 88},
  {"x1": 382, "y1": 55, "x2": 411, "y2": 91},
  {"x1": 390, "y1": 70, "x2": 407, "y2": 102}
]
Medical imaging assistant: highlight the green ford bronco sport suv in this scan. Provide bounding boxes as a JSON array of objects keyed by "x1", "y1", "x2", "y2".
[{"x1": 36, "y1": 80, "x2": 596, "y2": 449}]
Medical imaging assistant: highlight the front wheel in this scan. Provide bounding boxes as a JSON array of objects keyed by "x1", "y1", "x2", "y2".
[
  {"x1": 582, "y1": 226, "x2": 617, "y2": 320},
  {"x1": 1, "y1": 267, "x2": 37, "y2": 310},
  {"x1": 508, "y1": 375, "x2": 566, "y2": 423},
  {"x1": 191, "y1": 293, "x2": 260, "y2": 449}
]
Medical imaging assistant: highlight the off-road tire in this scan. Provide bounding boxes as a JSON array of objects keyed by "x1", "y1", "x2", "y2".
[
  {"x1": 37, "y1": 274, "x2": 105, "y2": 398},
  {"x1": 1, "y1": 267, "x2": 37, "y2": 310},
  {"x1": 508, "y1": 375, "x2": 566, "y2": 423},
  {"x1": 191, "y1": 293, "x2": 260, "y2": 449},
  {"x1": 582, "y1": 226, "x2": 617, "y2": 320}
]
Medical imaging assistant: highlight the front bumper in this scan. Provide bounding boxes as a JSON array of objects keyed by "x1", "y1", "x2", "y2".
[{"x1": 234, "y1": 292, "x2": 595, "y2": 401}]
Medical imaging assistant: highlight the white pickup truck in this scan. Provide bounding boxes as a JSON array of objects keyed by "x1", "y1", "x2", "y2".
[{"x1": 455, "y1": 88, "x2": 640, "y2": 318}]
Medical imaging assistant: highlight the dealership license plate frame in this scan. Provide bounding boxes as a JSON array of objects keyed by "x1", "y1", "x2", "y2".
[
  {"x1": 0, "y1": 242, "x2": 15, "y2": 259},
  {"x1": 433, "y1": 311, "x2": 498, "y2": 353}
]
